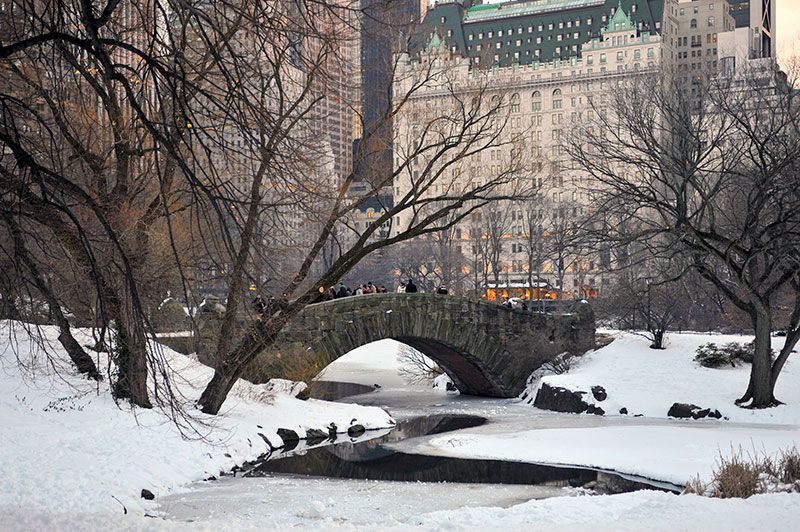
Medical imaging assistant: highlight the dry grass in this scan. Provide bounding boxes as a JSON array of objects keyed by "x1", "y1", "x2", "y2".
[
  {"x1": 713, "y1": 454, "x2": 760, "y2": 498},
  {"x1": 684, "y1": 447, "x2": 800, "y2": 499}
]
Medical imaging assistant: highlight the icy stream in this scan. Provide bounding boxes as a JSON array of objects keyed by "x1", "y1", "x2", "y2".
[{"x1": 160, "y1": 340, "x2": 685, "y2": 527}]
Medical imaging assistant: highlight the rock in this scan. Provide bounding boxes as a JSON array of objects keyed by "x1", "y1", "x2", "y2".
[
  {"x1": 305, "y1": 428, "x2": 329, "y2": 445},
  {"x1": 619, "y1": 407, "x2": 628, "y2": 415},
  {"x1": 203, "y1": 475, "x2": 217, "y2": 482},
  {"x1": 586, "y1": 404, "x2": 605, "y2": 415},
  {"x1": 327, "y1": 423, "x2": 338, "y2": 440},
  {"x1": 591, "y1": 385, "x2": 607, "y2": 402},
  {"x1": 347, "y1": 424, "x2": 366, "y2": 438},
  {"x1": 668, "y1": 403, "x2": 701, "y2": 419},
  {"x1": 533, "y1": 383, "x2": 603, "y2": 416},
  {"x1": 277, "y1": 428, "x2": 300, "y2": 451},
  {"x1": 667, "y1": 402, "x2": 722, "y2": 420},
  {"x1": 140, "y1": 489, "x2": 155, "y2": 500}
]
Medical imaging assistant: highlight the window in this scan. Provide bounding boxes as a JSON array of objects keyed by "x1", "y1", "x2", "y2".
[
  {"x1": 708, "y1": 16, "x2": 715, "y2": 27},
  {"x1": 587, "y1": 54, "x2": 594, "y2": 64},
  {"x1": 600, "y1": 53, "x2": 606, "y2": 63},
  {"x1": 617, "y1": 51, "x2": 623, "y2": 61},
  {"x1": 510, "y1": 93, "x2": 520, "y2": 112},
  {"x1": 468, "y1": 34, "x2": 473, "y2": 41},
  {"x1": 531, "y1": 90, "x2": 541, "y2": 111},
  {"x1": 690, "y1": 19, "x2": 697, "y2": 29},
  {"x1": 552, "y1": 89, "x2": 562, "y2": 109}
]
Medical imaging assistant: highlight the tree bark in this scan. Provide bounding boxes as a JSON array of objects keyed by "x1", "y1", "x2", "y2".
[
  {"x1": 744, "y1": 307, "x2": 777, "y2": 408},
  {"x1": 110, "y1": 318, "x2": 152, "y2": 408}
]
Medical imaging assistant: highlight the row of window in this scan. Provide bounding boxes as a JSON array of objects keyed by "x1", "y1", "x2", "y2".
[
  {"x1": 467, "y1": 17, "x2": 595, "y2": 41},
  {"x1": 677, "y1": 4, "x2": 718, "y2": 16}
]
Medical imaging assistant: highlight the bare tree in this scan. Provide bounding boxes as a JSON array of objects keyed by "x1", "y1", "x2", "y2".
[
  {"x1": 0, "y1": 0, "x2": 531, "y2": 418},
  {"x1": 397, "y1": 343, "x2": 443, "y2": 385},
  {"x1": 569, "y1": 61, "x2": 800, "y2": 408}
]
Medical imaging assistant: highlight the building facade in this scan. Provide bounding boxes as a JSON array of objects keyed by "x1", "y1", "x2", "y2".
[{"x1": 393, "y1": 2, "x2": 665, "y2": 298}]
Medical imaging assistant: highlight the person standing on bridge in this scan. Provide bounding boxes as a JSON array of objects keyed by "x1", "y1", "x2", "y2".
[
  {"x1": 405, "y1": 279, "x2": 418, "y2": 293},
  {"x1": 396, "y1": 281, "x2": 406, "y2": 293}
]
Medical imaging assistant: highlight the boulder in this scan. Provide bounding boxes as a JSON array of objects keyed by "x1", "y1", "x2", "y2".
[
  {"x1": 347, "y1": 424, "x2": 366, "y2": 438},
  {"x1": 277, "y1": 428, "x2": 300, "y2": 451},
  {"x1": 305, "y1": 428, "x2": 329, "y2": 446},
  {"x1": 619, "y1": 407, "x2": 628, "y2": 415},
  {"x1": 533, "y1": 383, "x2": 604, "y2": 416},
  {"x1": 140, "y1": 489, "x2": 155, "y2": 500},
  {"x1": 667, "y1": 402, "x2": 723, "y2": 420},
  {"x1": 591, "y1": 385, "x2": 607, "y2": 402}
]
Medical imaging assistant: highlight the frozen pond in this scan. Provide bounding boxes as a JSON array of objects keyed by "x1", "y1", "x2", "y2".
[{"x1": 160, "y1": 340, "x2": 677, "y2": 527}]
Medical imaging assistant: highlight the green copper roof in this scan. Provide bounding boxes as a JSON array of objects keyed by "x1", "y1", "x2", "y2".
[
  {"x1": 416, "y1": 0, "x2": 664, "y2": 67},
  {"x1": 465, "y1": 0, "x2": 606, "y2": 23},
  {"x1": 602, "y1": 1, "x2": 635, "y2": 32}
]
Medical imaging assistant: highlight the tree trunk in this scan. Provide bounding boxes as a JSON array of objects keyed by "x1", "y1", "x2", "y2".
[
  {"x1": 111, "y1": 320, "x2": 152, "y2": 408},
  {"x1": 649, "y1": 328, "x2": 665, "y2": 350},
  {"x1": 198, "y1": 314, "x2": 288, "y2": 414},
  {"x1": 742, "y1": 308, "x2": 777, "y2": 408}
]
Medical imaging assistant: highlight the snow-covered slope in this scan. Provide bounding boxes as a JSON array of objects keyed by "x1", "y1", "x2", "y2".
[
  {"x1": 533, "y1": 331, "x2": 800, "y2": 425},
  {"x1": 0, "y1": 321, "x2": 393, "y2": 518}
]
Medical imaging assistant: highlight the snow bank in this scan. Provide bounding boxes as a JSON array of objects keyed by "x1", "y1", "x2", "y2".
[
  {"x1": 531, "y1": 331, "x2": 800, "y2": 425},
  {"x1": 0, "y1": 321, "x2": 393, "y2": 519},
  {"x1": 428, "y1": 424, "x2": 800, "y2": 486},
  {"x1": 400, "y1": 491, "x2": 800, "y2": 532}
]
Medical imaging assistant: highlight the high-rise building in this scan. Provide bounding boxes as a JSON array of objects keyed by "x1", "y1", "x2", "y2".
[
  {"x1": 717, "y1": 0, "x2": 775, "y2": 59},
  {"x1": 663, "y1": 0, "x2": 736, "y2": 93},
  {"x1": 357, "y1": 0, "x2": 426, "y2": 186}
]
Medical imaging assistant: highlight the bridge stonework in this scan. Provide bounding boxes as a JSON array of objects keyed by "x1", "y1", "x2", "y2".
[{"x1": 223, "y1": 293, "x2": 596, "y2": 398}]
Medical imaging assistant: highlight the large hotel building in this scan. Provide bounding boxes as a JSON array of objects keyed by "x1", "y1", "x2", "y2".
[{"x1": 389, "y1": 0, "x2": 776, "y2": 298}]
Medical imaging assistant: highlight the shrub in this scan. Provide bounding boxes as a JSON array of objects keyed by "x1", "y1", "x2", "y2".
[
  {"x1": 693, "y1": 341, "x2": 772, "y2": 369},
  {"x1": 694, "y1": 343, "x2": 733, "y2": 368}
]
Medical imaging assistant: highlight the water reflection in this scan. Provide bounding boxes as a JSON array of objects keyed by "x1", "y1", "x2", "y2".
[{"x1": 250, "y1": 415, "x2": 594, "y2": 487}]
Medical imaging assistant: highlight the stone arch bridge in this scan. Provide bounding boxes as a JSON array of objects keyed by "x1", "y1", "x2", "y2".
[{"x1": 211, "y1": 293, "x2": 597, "y2": 398}]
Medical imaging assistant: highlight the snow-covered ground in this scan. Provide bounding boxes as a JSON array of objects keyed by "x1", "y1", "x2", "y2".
[
  {"x1": 5, "y1": 325, "x2": 800, "y2": 530},
  {"x1": 0, "y1": 322, "x2": 393, "y2": 520},
  {"x1": 537, "y1": 331, "x2": 800, "y2": 424}
]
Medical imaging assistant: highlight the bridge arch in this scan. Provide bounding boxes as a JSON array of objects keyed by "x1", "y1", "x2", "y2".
[{"x1": 240, "y1": 293, "x2": 595, "y2": 397}]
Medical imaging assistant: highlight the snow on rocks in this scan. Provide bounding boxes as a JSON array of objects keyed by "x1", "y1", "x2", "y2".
[
  {"x1": 527, "y1": 331, "x2": 800, "y2": 425},
  {"x1": 432, "y1": 373, "x2": 459, "y2": 393},
  {"x1": 0, "y1": 321, "x2": 394, "y2": 519}
]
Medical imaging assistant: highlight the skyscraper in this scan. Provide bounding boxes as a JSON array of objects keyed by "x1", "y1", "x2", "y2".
[{"x1": 357, "y1": 0, "x2": 425, "y2": 185}]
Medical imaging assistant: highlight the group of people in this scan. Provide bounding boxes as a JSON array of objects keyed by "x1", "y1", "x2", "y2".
[
  {"x1": 319, "y1": 281, "x2": 388, "y2": 300},
  {"x1": 396, "y1": 279, "x2": 449, "y2": 295},
  {"x1": 255, "y1": 278, "x2": 452, "y2": 310}
]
